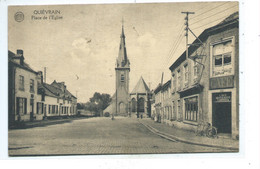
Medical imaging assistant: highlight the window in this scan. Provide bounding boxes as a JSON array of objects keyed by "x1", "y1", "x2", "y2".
[
  {"x1": 194, "y1": 62, "x2": 199, "y2": 79},
  {"x1": 177, "y1": 69, "x2": 181, "y2": 90},
  {"x1": 171, "y1": 73, "x2": 175, "y2": 92},
  {"x1": 19, "y1": 75, "x2": 24, "y2": 91},
  {"x1": 184, "y1": 64, "x2": 189, "y2": 86},
  {"x1": 212, "y1": 39, "x2": 233, "y2": 77},
  {"x1": 52, "y1": 105, "x2": 56, "y2": 114},
  {"x1": 37, "y1": 102, "x2": 43, "y2": 114},
  {"x1": 56, "y1": 105, "x2": 58, "y2": 114},
  {"x1": 121, "y1": 74, "x2": 125, "y2": 82},
  {"x1": 30, "y1": 79, "x2": 34, "y2": 93},
  {"x1": 172, "y1": 101, "x2": 175, "y2": 120},
  {"x1": 184, "y1": 96, "x2": 198, "y2": 122},
  {"x1": 16, "y1": 97, "x2": 27, "y2": 115},
  {"x1": 48, "y1": 105, "x2": 51, "y2": 114},
  {"x1": 177, "y1": 100, "x2": 182, "y2": 121},
  {"x1": 57, "y1": 98, "x2": 59, "y2": 103}
]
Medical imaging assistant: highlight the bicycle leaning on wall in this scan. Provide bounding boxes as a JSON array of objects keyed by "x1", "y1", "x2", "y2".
[{"x1": 196, "y1": 122, "x2": 218, "y2": 138}]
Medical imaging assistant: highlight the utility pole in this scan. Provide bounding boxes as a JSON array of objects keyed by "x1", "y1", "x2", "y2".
[
  {"x1": 181, "y1": 12, "x2": 195, "y2": 59},
  {"x1": 44, "y1": 67, "x2": 47, "y2": 83}
]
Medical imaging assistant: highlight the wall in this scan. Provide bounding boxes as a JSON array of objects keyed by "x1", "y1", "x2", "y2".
[
  {"x1": 168, "y1": 26, "x2": 239, "y2": 137},
  {"x1": 14, "y1": 67, "x2": 38, "y2": 122}
]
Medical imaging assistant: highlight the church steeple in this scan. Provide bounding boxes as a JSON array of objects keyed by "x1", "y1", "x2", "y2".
[{"x1": 117, "y1": 20, "x2": 130, "y2": 69}]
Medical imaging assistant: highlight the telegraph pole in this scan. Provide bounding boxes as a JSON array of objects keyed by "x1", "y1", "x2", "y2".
[{"x1": 181, "y1": 12, "x2": 195, "y2": 59}]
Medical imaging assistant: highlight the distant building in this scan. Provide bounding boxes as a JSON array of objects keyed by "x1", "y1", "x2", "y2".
[
  {"x1": 153, "y1": 83, "x2": 162, "y2": 122},
  {"x1": 168, "y1": 12, "x2": 239, "y2": 138},
  {"x1": 104, "y1": 24, "x2": 130, "y2": 116},
  {"x1": 161, "y1": 80, "x2": 172, "y2": 124},
  {"x1": 38, "y1": 80, "x2": 77, "y2": 118},
  {"x1": 130, "y1": 76, "x2": 152, "y2": 118}
]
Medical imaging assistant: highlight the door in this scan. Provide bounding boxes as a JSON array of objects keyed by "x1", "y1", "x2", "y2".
[
  {"x1": 119, "y1": 102, "x2": 125, "y2": 114},
  {"x1": 30, "y1": 99, "x2": 34, "y2": 121},
  {"x1": 212, "y1": 92, "x2": 232, "y2": 133}
]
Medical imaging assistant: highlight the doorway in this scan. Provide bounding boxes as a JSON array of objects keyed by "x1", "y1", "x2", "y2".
[
  {"x1": 212, "y1": 92, "x2": 232, "y2": 133},
  {"x1": 119, "y1": 102, "x2": 125, "y2": 114},
  {"x1": 30, "y1": 98, "x2": 34, "y2": 121}
]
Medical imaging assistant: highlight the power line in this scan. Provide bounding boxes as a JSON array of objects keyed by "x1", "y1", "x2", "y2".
[
  {"x1": 190, "y1": 4, "x2": 238, "y2": 26},
  {"x1": 163, "y1": 32, "x2": 185, "y2": 69},
  {"x1": 161, "y1": 25, "x2": 185, "y2": 68},
  {"x1": 192, "y1": 13, "x2": 237, "y2": 30},
  {"x1": 190, "y1": 1, "x2": 230, "y2": 20}
]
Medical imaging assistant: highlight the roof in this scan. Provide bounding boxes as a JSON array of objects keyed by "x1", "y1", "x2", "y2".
[
  {"x1": 8, "y1": 50, "x2": 38, "y2": 74},
  {"x1": 38, "y1": 81, "x2": 76, "y2": 99},
  {"x1": 51, "y1": 80, "x2": 77, "y2": 98},
  {"x1": 169, "y1": 11, "x2": 239, "y2": 71},
  {"x1": 130, "y1": 76, "x2": 150, "y2": 94},
  {"x1": 116, "y1": 25, "x2": 130, "y2": 69},
  {"x1": 153, "y1": 83, "x2": 162, "y2": 94},
  {"x1": 161, "y1": 80, "x2": 171, "y2": 91}
]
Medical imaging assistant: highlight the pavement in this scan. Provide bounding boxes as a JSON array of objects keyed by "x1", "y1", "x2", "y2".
[
  {"x1": 9, "y1": 116, "x2": 91, "y2": 129},
  {"x1": 8, "y1": 117, "x2": 232, "y2": 156},
  {"x1": 139, "y1": 118, "x2": 239, "y2": 151}
]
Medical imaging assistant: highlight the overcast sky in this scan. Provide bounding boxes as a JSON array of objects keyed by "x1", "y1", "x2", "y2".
[{"x1": 8, "y1": 2, "x2": 238, "y2": 102}]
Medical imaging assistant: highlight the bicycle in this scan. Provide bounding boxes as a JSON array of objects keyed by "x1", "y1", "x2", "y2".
[{"x1": 196, "y1": 122, "x2": 218, "y2": 138}]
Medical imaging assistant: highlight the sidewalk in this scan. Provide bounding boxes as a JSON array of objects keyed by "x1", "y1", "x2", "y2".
[
  {"x1": 10, "y1": 116, "x2": 91, "y2": 129},
  {"x1": 139, "y1": 118, "x2": 239, "y2": 151}
]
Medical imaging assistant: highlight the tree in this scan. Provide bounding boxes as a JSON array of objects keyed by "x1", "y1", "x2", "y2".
[
  {"x1": 77, "y1": 103, "x2": 85, "y2": 110},
  {"x1": 85, "y1": 92, "x2": 112, "y2": 116}
]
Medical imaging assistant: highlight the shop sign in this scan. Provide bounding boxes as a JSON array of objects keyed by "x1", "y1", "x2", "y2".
[
  {"x1": 213, "y1": 92, "x2": 231, "y2": 102},
  {"x1": 210, "y1": 76, "x2": 234, "y2": 90}
]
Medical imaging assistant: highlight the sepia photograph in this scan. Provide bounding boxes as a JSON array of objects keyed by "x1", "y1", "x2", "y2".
[{"x1": 8, "y1": 1, "x2": 239, "y2": 156}]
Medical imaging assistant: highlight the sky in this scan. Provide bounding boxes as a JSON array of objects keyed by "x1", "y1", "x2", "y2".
[{"x1": 8, "y1": 2, "x2": 238, "y2": 102}]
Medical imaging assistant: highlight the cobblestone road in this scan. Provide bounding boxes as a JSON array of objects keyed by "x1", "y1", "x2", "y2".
[{"x1": 9, "y1": 117, "x2": 230, "y2": 156}]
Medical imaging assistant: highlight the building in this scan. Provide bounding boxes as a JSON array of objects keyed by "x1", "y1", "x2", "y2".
[
  {"x1": 153, "y1": 83, "x2": 162, "y2": 122},
  {"x1": 8, "y1": 49, "x2": 77, "y2": 126},
  {"x1": 8, "y1": 50, "x2": 41, "y2": 125},
  {"x1": 161, "y1": 80, "x2": 172, "y2": 125},
  {"x1": 130, "y1": 76, "x2": 152, "y2": 118},
  {"x1": 38, "y1": 80, "x2": 77, "y2": 118},
  {"x1": 103, "y1": 24, "x2": 130, "y2": 116},
  {"x1": 168, "y1": 12, "x2": 239, "y2": 139}
]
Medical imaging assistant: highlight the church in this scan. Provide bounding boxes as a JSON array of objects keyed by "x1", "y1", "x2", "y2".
[{"x1": 103, "y1": 23, "x2": 151, "y2": 117}]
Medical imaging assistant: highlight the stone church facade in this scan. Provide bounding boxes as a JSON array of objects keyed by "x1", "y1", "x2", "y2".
[{"x1": 104, "y1": 24, "x2": 130, "y2": 116}]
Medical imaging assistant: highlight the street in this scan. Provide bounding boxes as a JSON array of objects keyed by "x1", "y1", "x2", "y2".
[{"x1": 9, "y1": 117, "x2": 230, "y2": 156}]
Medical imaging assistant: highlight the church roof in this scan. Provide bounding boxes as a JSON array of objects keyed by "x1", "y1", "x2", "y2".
[
  {"x1": 116, "y1": 25, "x2": 130, "y2": 68},
  {"x1": 131, "y1": 76, "x2": 150, "y2": 94}
]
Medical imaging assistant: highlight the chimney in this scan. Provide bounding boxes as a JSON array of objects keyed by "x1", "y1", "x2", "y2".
[
  {"x1": 17, "y1": 49, "x2": 24, "y2": 65},
  {"x1": 38, "y1": 71, "x2": 43, "y2": 84}
]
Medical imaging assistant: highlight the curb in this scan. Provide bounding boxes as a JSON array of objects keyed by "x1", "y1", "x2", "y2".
[{"x1": 139, "y1": 120, "x2": 239, "y2": 151}]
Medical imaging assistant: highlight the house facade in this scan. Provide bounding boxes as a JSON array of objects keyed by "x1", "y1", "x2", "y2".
[
  {"x1": 168, "y1": 12, "x2": 239, "y2": 139},
  {"x1": 8, "y1": 50, "x2": 41, "y2": 125},
  {"x1": 8, "y1": 50, "x2": 77, "y2": 127},
  {"x1": 38, "y1": 80, "x2": 77, "y2": 118}
]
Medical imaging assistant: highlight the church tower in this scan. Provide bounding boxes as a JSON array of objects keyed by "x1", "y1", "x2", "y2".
[{"x1": 115, "y1": 23, "x2": 130, "y2": 115}]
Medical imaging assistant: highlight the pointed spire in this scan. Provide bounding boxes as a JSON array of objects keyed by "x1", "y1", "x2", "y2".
[{"x1": 117, "y1": 18, "x2": 129, "y2": 68}]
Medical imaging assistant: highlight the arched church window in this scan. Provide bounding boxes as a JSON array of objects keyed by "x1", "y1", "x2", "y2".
[{"x1": 121, "y1": 74, "x2": 125, "y2": 82}]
